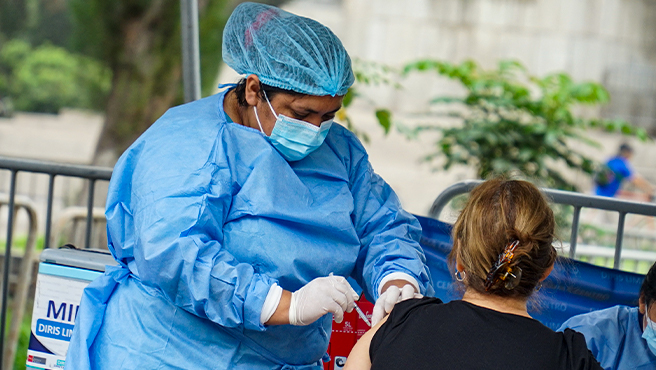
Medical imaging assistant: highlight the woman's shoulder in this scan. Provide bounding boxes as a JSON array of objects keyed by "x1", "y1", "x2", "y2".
[
  {"x1": 394, "y1": 296, "x2": 444, "y2": 312},
  {"x1": 385, "y1": 297, "x2": 445, "y2": 323}
]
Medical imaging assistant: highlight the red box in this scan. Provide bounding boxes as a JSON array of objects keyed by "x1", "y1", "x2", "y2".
[
  {"x1": 325, "y1": 297, "x2": 374, "y2": 370},
  {"x1": 355, "y1": 298, "x2": 374, "y2": 340}
]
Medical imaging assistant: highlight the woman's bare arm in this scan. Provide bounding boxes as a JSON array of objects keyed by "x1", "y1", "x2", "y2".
[{"x1": 344, "y1": 315, "x2": 389, "y2": 370}]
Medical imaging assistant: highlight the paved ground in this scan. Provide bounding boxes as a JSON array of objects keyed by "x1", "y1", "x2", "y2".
[{"x1": 0, "y1": 110, "x2": 103, "y2": 164}]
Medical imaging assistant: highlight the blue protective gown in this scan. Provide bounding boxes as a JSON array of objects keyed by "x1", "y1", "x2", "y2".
[
  {"x1": 558, "y1": 306, "x2": 656, "y2": 370},
  {"x1": 65, "y1": 88, "x2": 433, "y2": 370}
]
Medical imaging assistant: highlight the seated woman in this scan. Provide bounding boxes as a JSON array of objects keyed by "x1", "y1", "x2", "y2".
[
  {"x1": 558, "y1": 261, "x2": 656, "y2": 370},
  {"x1": 344, "y1": 178, "x2": 602, "y2": 370}
]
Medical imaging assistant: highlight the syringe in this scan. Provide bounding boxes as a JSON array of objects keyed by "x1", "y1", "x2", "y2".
[{"x1": 353, "y1": 300, "x2": 371, "y2": 327}]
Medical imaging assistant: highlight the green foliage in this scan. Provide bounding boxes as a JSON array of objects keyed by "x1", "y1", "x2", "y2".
[
  {"x1": 1, "y1": 0, "x2": 75, "y2": 51},
  {"x1": 0, "y1": 0, "x2": 28, "y2": 40},
  {"x1": 0, "y1": 39, "x2": 31, "y2": 68},
  {"x1": 0, "y1": 39, "x2": 111, "y2": 113},
  {"x1": 0, "y1": 233, "x2": 45, "y2": 251},
  {"x1": 69, "y1": 0, "x2": 243, "y2": 100},
  {"x1": 338, "y1": 59, "x2": 400, "y2": 143},
  {"x1": 402, "y1": 59, "x2": 648, "y2": 190},
  {"x1": 375, "y1": 109, "x2": 392, "y2": 134},
  {"x1": 198, "y1": 0, "x2": 240, "y2": 96},
  {"x1": 68, "y1": 1, "x2": 148, "y2": 65},
  {"x1": 13, "y1": 303, "x2": 33, "y2": 369}
]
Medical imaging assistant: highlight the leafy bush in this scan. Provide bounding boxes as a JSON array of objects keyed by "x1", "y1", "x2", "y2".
[
  {"x1": 0, "y1": 39, "x2": 111, "y2": 113},
  {"x1": 0, "y1": 39, "x2": 30, "y2": 97},
  {"x1": 337, "y1": 59, "x2": 397, "y2": 143},
  {"x1": 401, "y1": 60, "x2": 648, "y2": 190}
]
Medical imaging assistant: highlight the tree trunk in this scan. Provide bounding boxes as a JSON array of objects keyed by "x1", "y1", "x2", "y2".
[
  {"x1": 93, "y1": 0, "x2": 184, "y2": 166},
  {"x1": 90, "y1": 0, "x2": 255, "y2": 166}
]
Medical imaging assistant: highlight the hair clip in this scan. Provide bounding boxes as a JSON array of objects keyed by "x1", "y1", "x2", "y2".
[{"x1": 484, "y1": 240, "x2": 522, "y2": 291}]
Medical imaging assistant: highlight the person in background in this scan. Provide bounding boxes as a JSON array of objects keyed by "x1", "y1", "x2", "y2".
[
  {"x1": 344, "y1": 179, "x2": 602, "y2": 370},
  {"x1": 595, "y1": 143, "x2": 654, "y2": 200},
  {"x1": 65, "y1": 3, "x2": 432, "y2": 369},
  {"x1": 558, "y1": 261, "x2": 656, "y2": 370}
]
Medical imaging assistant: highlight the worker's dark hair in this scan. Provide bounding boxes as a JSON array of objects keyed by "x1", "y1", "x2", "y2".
[
  {"x1": 233, "y1": 77, "x2": 306, "y2": 107},
  {"x1": 619, "y1": 143, "x2": 633, "y2": 156},
  {"x1": 640, "y1": 261, "x2": 656, "y2": 308}
]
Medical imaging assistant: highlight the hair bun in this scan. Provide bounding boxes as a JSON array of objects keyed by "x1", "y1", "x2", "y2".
[{"x1": 449, "y1": 178, "x2": 556, "y2": 299}]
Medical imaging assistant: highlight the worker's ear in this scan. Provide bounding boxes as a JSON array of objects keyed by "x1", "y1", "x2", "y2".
[
  {"x1": 639, "y1": 295, "x2": 646, "y2": 315},
  {"x1": 244, "y1": 75, "x2": 261, "y2": 107}
]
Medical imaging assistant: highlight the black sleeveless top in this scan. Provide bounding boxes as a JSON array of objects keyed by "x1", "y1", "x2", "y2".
[{"x1": 369, "y1": 297, "x2": 602, "y2": 370}]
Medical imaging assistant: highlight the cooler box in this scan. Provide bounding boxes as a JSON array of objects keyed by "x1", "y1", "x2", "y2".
[{"x1": 26, "y1": 247, "x2": 117, "y2": 370}]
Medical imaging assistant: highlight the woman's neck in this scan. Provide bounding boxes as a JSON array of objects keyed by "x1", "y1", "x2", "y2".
[{"x1": 462, "y1": 289, "x2": 531, "y2": 318}]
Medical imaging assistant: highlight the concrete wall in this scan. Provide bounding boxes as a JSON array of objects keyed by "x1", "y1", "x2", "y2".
[
  {"x1": 287, "y1": 0, "x2": 656, "y2": 120},
  {"x1": 264, "y1": 0, "x2": 656, "y2": 215}
]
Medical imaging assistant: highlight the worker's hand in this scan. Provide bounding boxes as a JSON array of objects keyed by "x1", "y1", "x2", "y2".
[
  {"x1": 371, "y1": 284, "x2": 422, "y2": 326},
  {"x1": 289, "y1": 275, "x2": 358, "y2": 326}
]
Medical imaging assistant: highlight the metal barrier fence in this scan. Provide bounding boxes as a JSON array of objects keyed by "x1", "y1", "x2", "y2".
[
  {"x1": 0, "y1": 194, "x2": 38, "y2": 369},
  {"x1": 429, "y1": 180, "x2": 656, "y2": 270},
  {"x1": 0, "y1": 156, "x2": 112, "y2": 368},
  {"x1": 2, "y1": 162, "x2": 656, "y2": 366}
]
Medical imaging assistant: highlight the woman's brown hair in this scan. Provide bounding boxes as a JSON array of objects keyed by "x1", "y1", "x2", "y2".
[{"x1": 448, "y1": 178, "x2": 557, "y2": 298}]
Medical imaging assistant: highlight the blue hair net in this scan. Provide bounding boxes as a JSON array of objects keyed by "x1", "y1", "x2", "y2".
[{"x1": 222, "y1": 2, "x2": 354, "y2": 96}]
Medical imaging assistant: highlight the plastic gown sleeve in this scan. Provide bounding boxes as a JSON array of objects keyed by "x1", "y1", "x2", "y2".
[
  {"x1": 106, "y1": 140, "x2": 277, "y2": 332},
  {"x1": 556, "y1": 306, "x2": 653, "y2": 369},
  {"x1": 348, "y1": 156, "x2": 433, "y2": 300}
]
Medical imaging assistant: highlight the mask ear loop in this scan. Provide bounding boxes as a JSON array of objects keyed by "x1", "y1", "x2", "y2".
[
  {"x1": 262, "y1": 90, "x2": 278, "y2": 119},
  {"x1": 254, "y1": 89, "x2": 279, "y2": 135},
  {"x1": 253, "y1": 106, "x2": 265, "y2": 134}
]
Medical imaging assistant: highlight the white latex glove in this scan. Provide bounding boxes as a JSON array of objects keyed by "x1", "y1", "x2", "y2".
[
  {"x1": 289, "y1": 275, "x2": 359, "y2": 326},
  {"x1": 371, "y1": 284, "x2": 422, "y2": 326}
]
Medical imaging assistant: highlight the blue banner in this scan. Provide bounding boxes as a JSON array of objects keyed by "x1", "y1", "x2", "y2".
[
  {"x1": 415, "y1": 215, "x2": 644, "y2": 330},
  {"x1": 35, "y1": 319, "x2": 75, "y2": 342}
]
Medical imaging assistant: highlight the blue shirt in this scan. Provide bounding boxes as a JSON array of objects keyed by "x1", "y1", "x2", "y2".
[
  {"x1": 65, "y1": 89, "x2": 433, "y2": 370},
  {"x1": 595, "y1": 156, "x2": 633, "y2": 197},
  {"x1": 559, "y1": 306, "x2": 656, "y2": 370}
]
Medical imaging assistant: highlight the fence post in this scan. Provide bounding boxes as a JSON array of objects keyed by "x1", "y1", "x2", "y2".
[
  {"x1": 4, "y1": 200, "x2": 38, "y2": 369},
  {"x1": 0, "y1": 171, "x2": 17, "y2": 366}
]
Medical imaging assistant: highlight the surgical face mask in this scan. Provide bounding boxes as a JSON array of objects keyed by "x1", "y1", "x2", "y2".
[
  {"x1": 642, "y1": 308, "x2": 656, "y2": 356},
  {"x1": 253, "y1": 91, "x2": 333, "y2": 162}
]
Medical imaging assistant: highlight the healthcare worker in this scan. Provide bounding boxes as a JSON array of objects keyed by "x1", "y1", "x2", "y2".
[
  {"x1": 558, "y1": 261, "x2": 656, "y2": 370},
  {"x1": 65, "y1": 3, "x2": 432, "y2": 369}
]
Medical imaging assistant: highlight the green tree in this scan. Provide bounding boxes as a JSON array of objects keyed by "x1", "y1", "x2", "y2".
[
  {"x1": 68, "y1": 0, "x2": 280, "y2": 163},
  {"x1": 0, "y1": 39, "x2": 110, "y2": 113},
  {"x1": 0, "y1": 0, "x2": 72, "y2": 48},
  {"x1": 401, "y1": 59, "x2": 648, "y2": 190}
]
